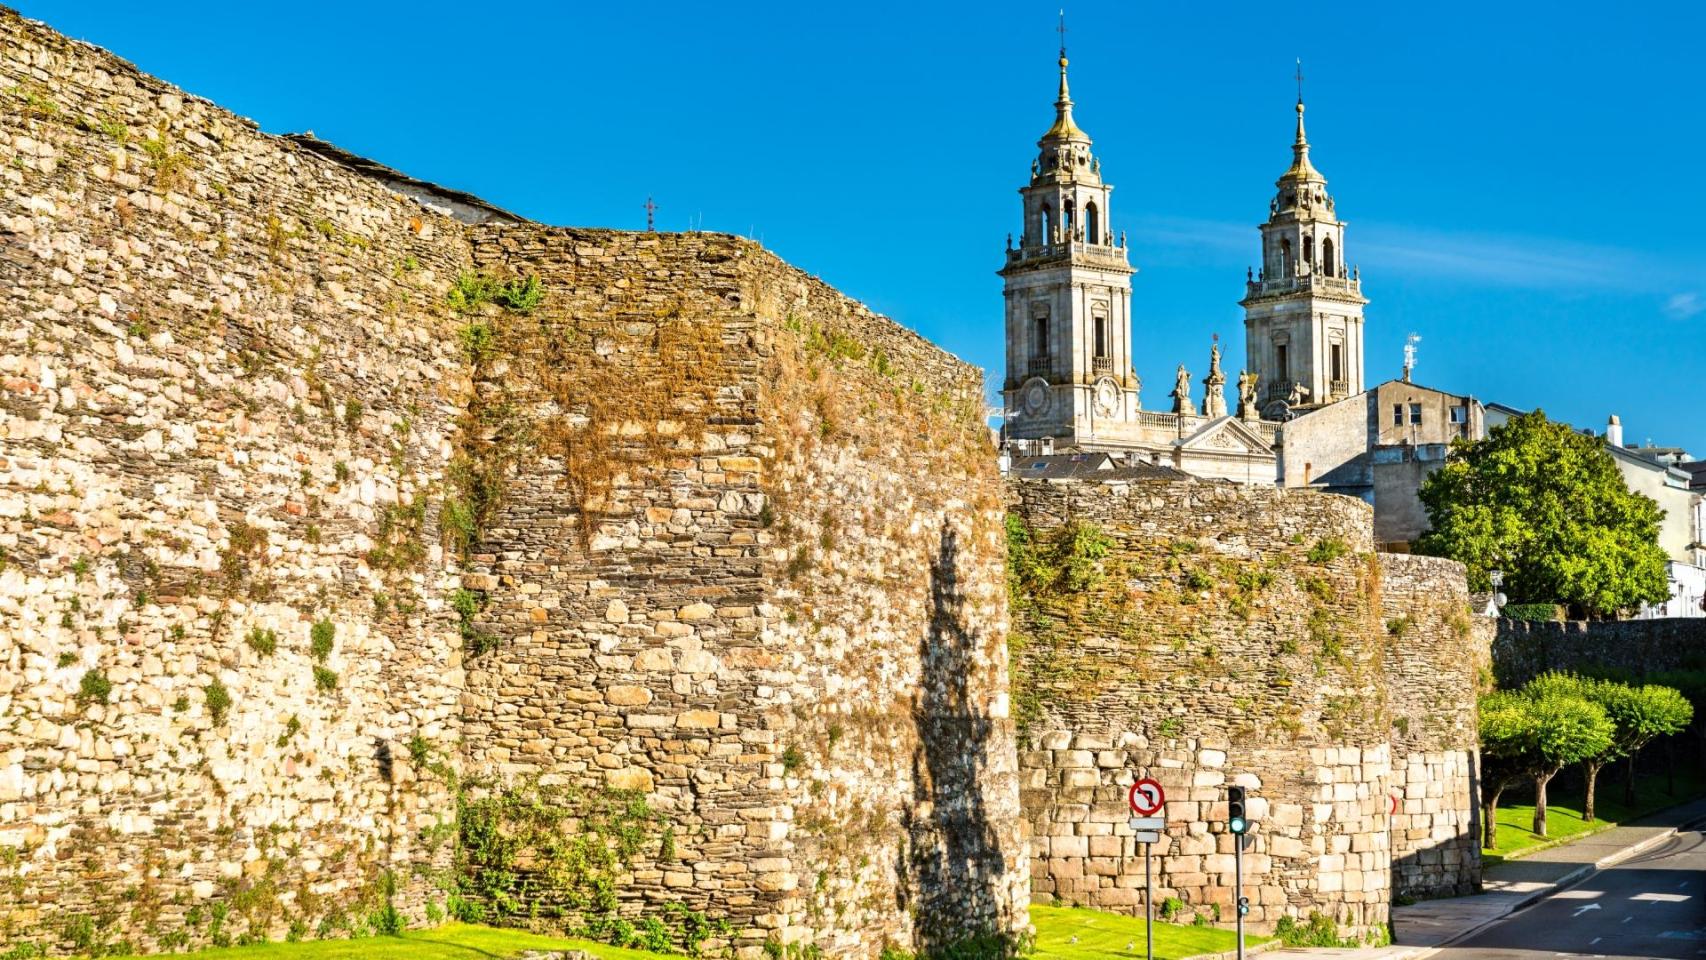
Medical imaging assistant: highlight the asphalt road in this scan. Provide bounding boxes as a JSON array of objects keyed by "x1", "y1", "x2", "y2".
[{"x1": 1437, "y1": 827, "x2": 1706, "y2": 959}]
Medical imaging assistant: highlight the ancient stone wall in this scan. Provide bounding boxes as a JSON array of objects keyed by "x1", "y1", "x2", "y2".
[
  {"x1": 434, "y1": 222, "x2": 1028, "y2": 957},
  {"x1": 0, "y1": 9, "x2": 1028, "y2": 958},
  {"x1": 1010, "y1": 477, "x2": 1393, "y2": 937},
  {"x1": 1493, "y1": 616, "x2": 1706, "y2": 686},
  {"x1": 0, "y1": 8, "x2": 468, "y2": 954},
  {"x1": 1378, "y1": 554, "x2": 1485, "y2": 899}
]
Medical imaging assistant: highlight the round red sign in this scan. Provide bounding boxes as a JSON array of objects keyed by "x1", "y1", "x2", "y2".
[{"x1": 1128, "y1": 777, "x2": 1165, "y2": 816}]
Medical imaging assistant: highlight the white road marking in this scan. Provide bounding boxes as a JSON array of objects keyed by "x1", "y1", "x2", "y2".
[
  {"x1": 1591, "y1": 938, "x2": 1602, "y2": 945},
  {"x1": 1573, "y1": 903, "x2": 1602, "y2": 917},
  {"x1": 1623, "y1": 915, "x2": 1634, "y2": 923},
  {"x1": 1632, "y1": 892, "x2": 1691, "y2": 903}
]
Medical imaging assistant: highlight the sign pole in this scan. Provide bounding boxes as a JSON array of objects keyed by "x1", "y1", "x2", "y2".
[
  {"x1": 1234, "y1": 832, "x2": 1244, "y2": 960},
  {"x1": 1144, "y1": 840, "x2": 1153, "y2": 960}
]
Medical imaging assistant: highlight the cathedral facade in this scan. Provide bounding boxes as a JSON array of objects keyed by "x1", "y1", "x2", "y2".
[{"x1": 1000, "y1": 48, "x2": 1367, "y2": 485}]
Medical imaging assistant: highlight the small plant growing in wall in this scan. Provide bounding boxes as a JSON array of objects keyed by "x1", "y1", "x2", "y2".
[
  {"x1": 246, "y1": 627, "x2": 277, "y2": 656},
  {"x1": 205, "y1": 680, "x2": 232, "y2": 725},
  {"x1": 1306, "y1": 537, "x2": 1349, "y2": 564},
  {"x1": 781, "y1": 744, "x2": 806, "y2": 774},
  {"x1": 313, "y1": 665, "x2": 339, "y2": 693},
  {"x1": 310, "y1": 620, "x2": 335, "y2": 661},
  {"x1": 77, "y1": 669, "x2": 112, "y2": 705}
]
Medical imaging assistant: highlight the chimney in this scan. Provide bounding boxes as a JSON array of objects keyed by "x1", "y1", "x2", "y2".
[{"x1": 1606, "y1": 414, "x2": 1623, "y2": 449}]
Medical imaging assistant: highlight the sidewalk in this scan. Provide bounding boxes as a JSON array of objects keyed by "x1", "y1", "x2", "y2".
[{"x1": 1259, "y1": 793, "x2": 1706, "y2": 959}]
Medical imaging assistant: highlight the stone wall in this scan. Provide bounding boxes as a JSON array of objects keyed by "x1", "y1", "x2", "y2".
[
  {"x1": 450, "y1": 224, "x2": 1028, "y2": 957},
  {"x1": 0, "y1": 8, "x2": 468, "y2": 953},
  {"x1": 1378, "y1": 554, "x2": 1485, "y2": 899},
  {"x1": 0, "y1": 9, "x2": 1028, "y2": 958},
  {"x1": 1493, "y1": 616, "x2": 1706, "y2": 687},
  {"x1": 1010, "y1": 477, "x2": 1394, "y2": 937}
]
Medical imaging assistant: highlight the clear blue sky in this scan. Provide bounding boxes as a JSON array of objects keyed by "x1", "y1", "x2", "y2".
[{"x1": 21, "y1": 1, "x2": 1705, "y2": 453}]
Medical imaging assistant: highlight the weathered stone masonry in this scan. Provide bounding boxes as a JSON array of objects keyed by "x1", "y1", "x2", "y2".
[
  {"x1": 1010, "y1": 477, "x2": 1392, "y2": 936},
  {"x1": 453, "y1": 225, "x2": 1028, "y2": 956},
  {"x1": 1379, "y1": 554, "x2": 1484, "y2": 900},
  {"x1": 0, "y1": 8, "x2": 1026, "y2": 957},
  {"x1": 1009, "y1": 477, "x2": 1488, "y2": 935}
]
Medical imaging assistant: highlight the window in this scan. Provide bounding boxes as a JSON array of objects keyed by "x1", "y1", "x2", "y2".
[
  {"x1": 1275, "y1": 343, "x2": 1289, "y2": 383},
  {"x1": 1393, "y1": 404, "x2": 1404, "y2": 426},
  {"x1": 1093, "y1": 314, "x2": 1108, "y2": 358},
  {"x1": 1409, "y1": 403, "x2": 1423, "y2": 425},
  {"x1": 1279, "y1": 238, "x2": 1292, "y2": 276},
  {"x1": 1041, "y1": 206, "x2": 1053, "y2": 243},
  {"x1": 1064, "y1": 200, "x2": 1075, "y2": 240},
  {"x1": 1450, "y1": 406, "x2": 1467, "y2": 424},
  {"x1": 1330, "y1": 344, "x2": 1343, "y2": 382},
  {"x1": 1032, "y1": 313, "x2": 1049, "y2": 358},
  {"x1": 1303, "y1": 235, "x2": 1314, "y2": 267},
  {"x1": 1086, "y1": 201, "x2": 1101, "y2": 246},
  {"x1": 1323, "y1": 237, "x2": 1335, "y2": 277}
]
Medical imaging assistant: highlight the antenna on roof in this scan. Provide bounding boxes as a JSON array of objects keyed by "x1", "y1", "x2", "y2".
[{"x1": 1403, "y1": 333, "x2": 1421, "y2": 383}]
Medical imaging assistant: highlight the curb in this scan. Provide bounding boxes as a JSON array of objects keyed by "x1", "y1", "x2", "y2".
[
  {"x1": 1180, "y1": 938, "x2": 1284, "y2": 960},
  {"x1": 1403, "y1": 809, "x2": 1706, "y2": 958}
]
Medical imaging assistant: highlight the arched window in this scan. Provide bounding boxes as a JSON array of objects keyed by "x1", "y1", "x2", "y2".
[
  {"x1": 1064, "y1": 200, "x2": 1076, "y2": 240},
  {"x1": 1323, "y1": 237, "x2": 1336, "y2": 277},
  {"x1": 1094, "y1": 314, "x2": 1108, "y2": 358},
  {"x1": 1085, "y1": 201, "x2": 1101, "y2": 246},
  {"x1": 1279, "y1": 238, "x2": 1292, "y2": 277},
  {"x1": 1041, "y1": 206, "x2": 1053, "y2": 244},
  {"x1": 1033, "y1": 314, "x2": 1049, "y2": 360},
  {"x1": 1303, "y1": 235, "x2": 1314, "y2": 268}
]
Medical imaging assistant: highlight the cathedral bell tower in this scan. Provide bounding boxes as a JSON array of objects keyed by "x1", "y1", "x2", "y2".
[
  {"x1": 1000, "y1": 43, "x2": 1138, "y2": 445},
  {"x1": 1240, "y1": 85, "x2": 1367, "y2": 420}
]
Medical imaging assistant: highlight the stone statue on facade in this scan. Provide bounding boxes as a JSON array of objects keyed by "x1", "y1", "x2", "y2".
[
  {"x1": 1201, "y1": 341, "x2": 1227, "y2": 419},
  {"x1": 1171, "y1": 364, "x2": 1192, "y2": 416},
  {"x1": 1237, "y1": 370, "x2": 1259, "y2": 420}
]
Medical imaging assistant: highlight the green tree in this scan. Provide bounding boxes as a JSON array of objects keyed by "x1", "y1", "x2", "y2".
[
  {"x1": 1476, "y1": 690, "x2": 1533, "y2": 849},
  {"x1": 1600, "y1": 682, "x2": 1693, "y2": 810},
  {"x1": 1480, "y1": 675, "x2": 1615, "y2": 839},
  {"x1": 1415, "y1": 411, "x2": 1669, "y2": 617}
]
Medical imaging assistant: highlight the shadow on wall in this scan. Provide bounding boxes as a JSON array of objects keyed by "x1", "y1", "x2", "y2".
[{"x1": 898, "y1": 522, "x2": 1016, "y2": 953}]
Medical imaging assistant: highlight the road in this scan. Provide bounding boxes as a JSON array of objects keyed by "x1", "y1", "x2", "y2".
[{"x1": 1436, "y1": 827, "x2": 1706, "y2": 959}]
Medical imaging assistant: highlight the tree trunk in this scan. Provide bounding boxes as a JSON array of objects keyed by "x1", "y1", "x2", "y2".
[
  {"x1": 1483, "y1": 782, "x2": 1506, "y2": 849},
  {"x1": 1583, "y1": 761, "x2": 1602, "y2": 822},
  {"x1": 1667, "y1": 739, "x2": 1676, "y2": 795},
  {"x1": 1533, "y1": 771, "x2": 1553, "y2": 837},
  {"x1": 1625, "y1": 749, "x2": 1638, "y2": 806}
]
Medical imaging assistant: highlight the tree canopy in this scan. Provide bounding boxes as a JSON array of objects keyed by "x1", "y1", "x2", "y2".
[{"x1": 1415, "y1": 410, "x2": 1670, "y2": 617}]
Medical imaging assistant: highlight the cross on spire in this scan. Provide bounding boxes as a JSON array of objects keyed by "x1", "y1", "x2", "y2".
[
  {"x1": 643, "y1": 195, "x2": 657, "y2": 232},
  {"x1": 1295, "y1": 58, "x2": 1304, "y2": 104},
  {"x1": 1057, "y1": 9, "x2": 1067, "y2": 58}
]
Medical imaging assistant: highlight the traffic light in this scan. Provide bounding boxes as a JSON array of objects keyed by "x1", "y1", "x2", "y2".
[{"x1": 1228, "y1": 786, "x2": 1248, "y2": 835}]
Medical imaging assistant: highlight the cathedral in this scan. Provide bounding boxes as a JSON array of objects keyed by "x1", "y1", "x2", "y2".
[{"x1": 1000, "y1": 45, "x2": 1367, "y2": 485}]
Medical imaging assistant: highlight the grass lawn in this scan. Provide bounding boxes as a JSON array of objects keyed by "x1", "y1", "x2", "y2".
[
  {"x1": 95, "y1": 909, "x2": 1265, "y2": 960},
  {"x1": 1484, "y1": 763, "x2": 1706, "y2": 867},
  {"x1": 109, "y1": 923, "x2": 677, "y2": 960},
  {"x1": 1031, "y1": 903, "x2": 1266, "y2": 959}
]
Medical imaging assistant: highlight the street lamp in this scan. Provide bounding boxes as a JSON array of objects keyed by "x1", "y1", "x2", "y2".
[{"x1": 1490, "y1": 569, "x2": 1507, "y2": 610}]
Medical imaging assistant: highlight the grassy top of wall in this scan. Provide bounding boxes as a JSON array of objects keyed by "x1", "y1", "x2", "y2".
[{"x1": 1008, "y1": 477, "x2": 1388, "y2": 748}]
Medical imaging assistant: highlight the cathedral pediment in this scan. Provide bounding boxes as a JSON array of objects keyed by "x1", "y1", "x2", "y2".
[{"x1": 1175, "y1": 416, "x2": 1274, "y2": 455}]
